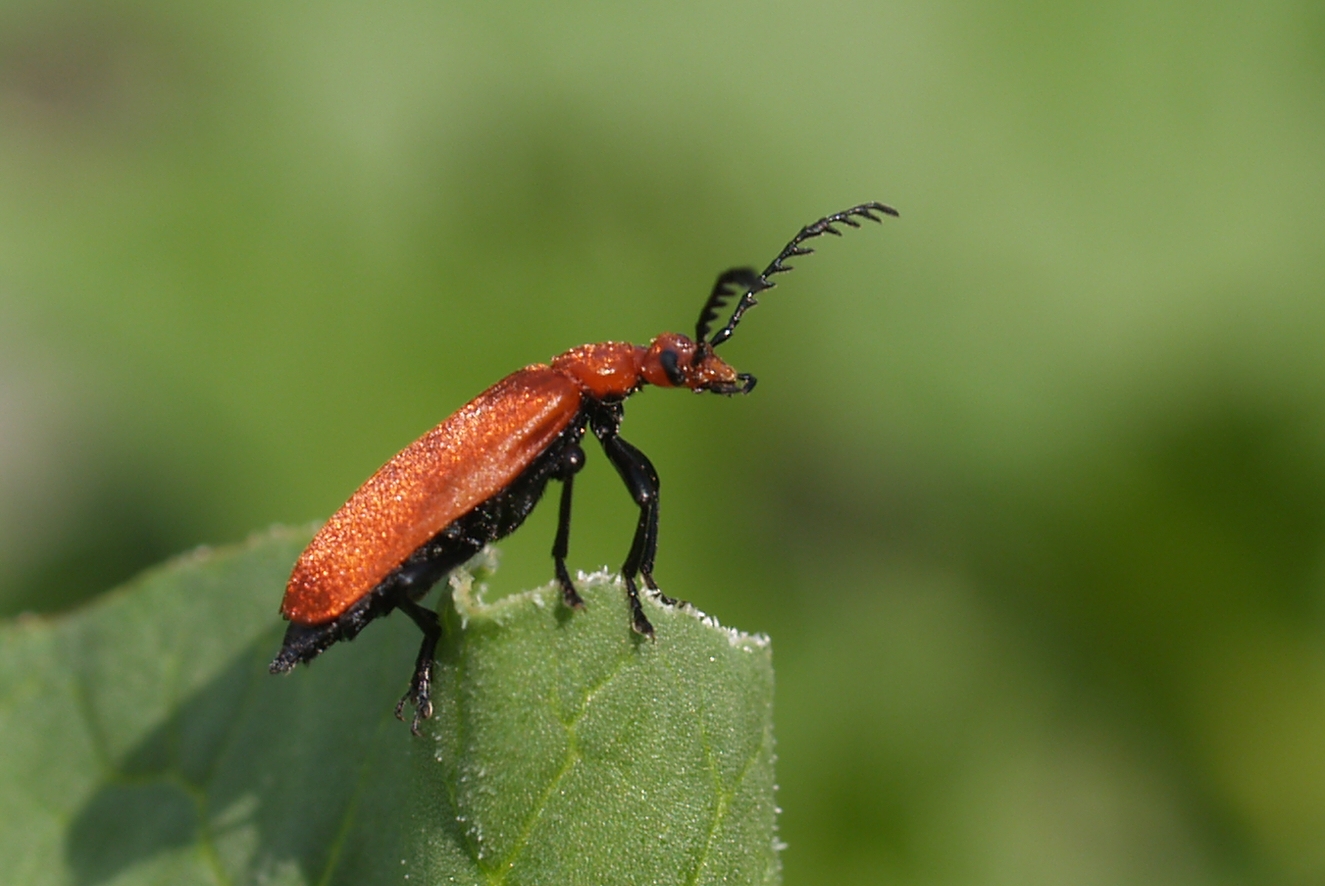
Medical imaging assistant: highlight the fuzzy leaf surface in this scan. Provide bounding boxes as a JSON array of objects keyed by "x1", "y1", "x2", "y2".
[{"x1": 0, "y1": 528, "x2": 778, "y2": 885}]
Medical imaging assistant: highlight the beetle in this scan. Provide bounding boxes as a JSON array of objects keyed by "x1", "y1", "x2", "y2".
[{"x1": 270, "y1": 202, "x2": 898, "y2": 732}]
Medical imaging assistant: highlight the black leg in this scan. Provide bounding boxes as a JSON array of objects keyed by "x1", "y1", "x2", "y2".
[
  {"x1": 394, "y1": 596, "x2": 441, "y2": 735},
  {"x1": 636, "y1": 486, "x2": 680, "y2": 606},
  {"x1": 600, "y1": 433, "x2": 662, "y2": 636},
  {"x1": 552, "y1": 444, "x2": 587, "y2": 609},
  {"x1": 639, "y1": 497, "x2": 660, "y2": 585}
]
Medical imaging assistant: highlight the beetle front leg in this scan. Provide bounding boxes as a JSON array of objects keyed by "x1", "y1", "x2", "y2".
[
  {"x1": 636, "y1": 492, "x2": 680, "y2": 606},
  {"x1": 395, "y1": 596, "x2": 441, "y2": 735}
]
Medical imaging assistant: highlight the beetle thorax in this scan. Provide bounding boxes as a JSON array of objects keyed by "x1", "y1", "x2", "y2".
[{"x1": 550, "y1": 341, "x2": 649, "y2": 400}]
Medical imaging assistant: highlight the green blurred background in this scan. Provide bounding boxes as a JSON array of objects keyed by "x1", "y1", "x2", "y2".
[{"x1": 2, "y1": 0, "x2": 1324, "y2": 882}]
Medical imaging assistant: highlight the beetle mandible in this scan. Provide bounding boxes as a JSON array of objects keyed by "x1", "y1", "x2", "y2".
[{"x1": 270, "y1": 202, "x2": 898, "y2": 733}]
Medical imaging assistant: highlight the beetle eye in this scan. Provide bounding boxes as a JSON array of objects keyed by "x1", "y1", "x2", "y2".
[{"x1": 659, "y1": 349, "x2": 685, "y2": 386}]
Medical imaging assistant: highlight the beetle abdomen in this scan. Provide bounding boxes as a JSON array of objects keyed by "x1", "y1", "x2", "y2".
[
  {"x1": 271, "y1": 412, "x2": 589, "y2": 673},
  {"x1": 280, "y1": 367, "x2": 582, "y2": 624}
]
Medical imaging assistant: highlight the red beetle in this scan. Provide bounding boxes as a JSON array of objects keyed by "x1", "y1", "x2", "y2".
[{"x1": 270, "y1": 202, "x2": 898, "y2": 731}]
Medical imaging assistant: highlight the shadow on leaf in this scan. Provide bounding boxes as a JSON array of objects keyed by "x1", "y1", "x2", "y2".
[{"x1": 64, "y1": 616, "x2": 467, "y2": 885}]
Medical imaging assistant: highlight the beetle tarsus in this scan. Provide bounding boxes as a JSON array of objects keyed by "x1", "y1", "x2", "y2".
[
  {"x1": 555, "y1": 559, "x2": 586, "y2": 609},
  {"x1": 396, "y1": 644, "x2": 436, "y2": 735},
  {"x1": 649, "y1": 584, "x2": 681, "y2": 608},
  {"x1": 392, "y1": 678, "x2": 434, "y2": 731},
  {"x1": 395, "y1": 596, "x2": 442, "y2": 734},
  {"x1": 642, "y1": 570, "x2": 681, "y2": 608},
  {"x1": 625, "y1": 575, "x2": 656, "y2": 637}
]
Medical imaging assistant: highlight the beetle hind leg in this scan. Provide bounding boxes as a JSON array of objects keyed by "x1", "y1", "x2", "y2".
[
  {"x1": 395, "y1": 597, "x2": 442, "y2": 735},
  {"x1": 552, "y1": 444, "x2": 587, "y2": 610}
]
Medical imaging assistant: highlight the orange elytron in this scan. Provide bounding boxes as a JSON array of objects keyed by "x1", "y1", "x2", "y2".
[{"x1": 270, "y1": 203, "x2": 898, "y2": 732}]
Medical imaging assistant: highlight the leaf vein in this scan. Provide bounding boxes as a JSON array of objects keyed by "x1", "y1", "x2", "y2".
[
  {"x1": 315, "y1": 706, "x2": 394, "y2": 886},
  {"x1": 681, "y1": 717, "x2": 771, "y2": 886},
  {"x1": 198, "y1": 637, "x2": 271, "y2": 790},
  {"x1": 485, "y1": 650, "x2": 634, "y2": 883}
]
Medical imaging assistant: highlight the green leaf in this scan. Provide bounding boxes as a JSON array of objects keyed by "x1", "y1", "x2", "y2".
[{"x1": 0, "y1": 527, "x2": 779, "y2": 885}]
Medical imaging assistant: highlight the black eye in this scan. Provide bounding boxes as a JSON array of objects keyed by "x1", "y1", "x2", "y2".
[{"x1": 659, "y1": 349, "x2": 685, "y2": 386}]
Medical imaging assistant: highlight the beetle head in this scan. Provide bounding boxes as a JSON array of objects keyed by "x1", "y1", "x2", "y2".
[
  {"x1": 643, "y1": 203, "x2": 896, "y2": 398},
  {"x1": 641, "y1": 333, "x2": 756, "y2": 395}
]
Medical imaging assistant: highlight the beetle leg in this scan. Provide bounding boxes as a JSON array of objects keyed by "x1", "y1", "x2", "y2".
[
  {"x1": 637, "y1": 494, "x2": 682, "y2": 604},
  {"x1": 608, "y1": 440, "x2": 681, "y2": 607},
  {"x1": 394, "y1": 596, "x2": 441, "y2": 735},
  {"x1": 636, "y1": 495, "x2": 681, "y2": 606},
  {"x1": 600, "y1": 433, "x2": 662, "y2": 636},
  {"x1": 552, "y1": 443, "x2": 586, "y2": 609}
]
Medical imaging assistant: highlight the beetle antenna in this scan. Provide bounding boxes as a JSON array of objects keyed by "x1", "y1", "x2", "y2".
[
  {"x1": 695, "y1": 267, "x2": 762, "y2": 350},
  {"x1": 707, "y1": 201, "x2": 898, "y2": 348}
]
